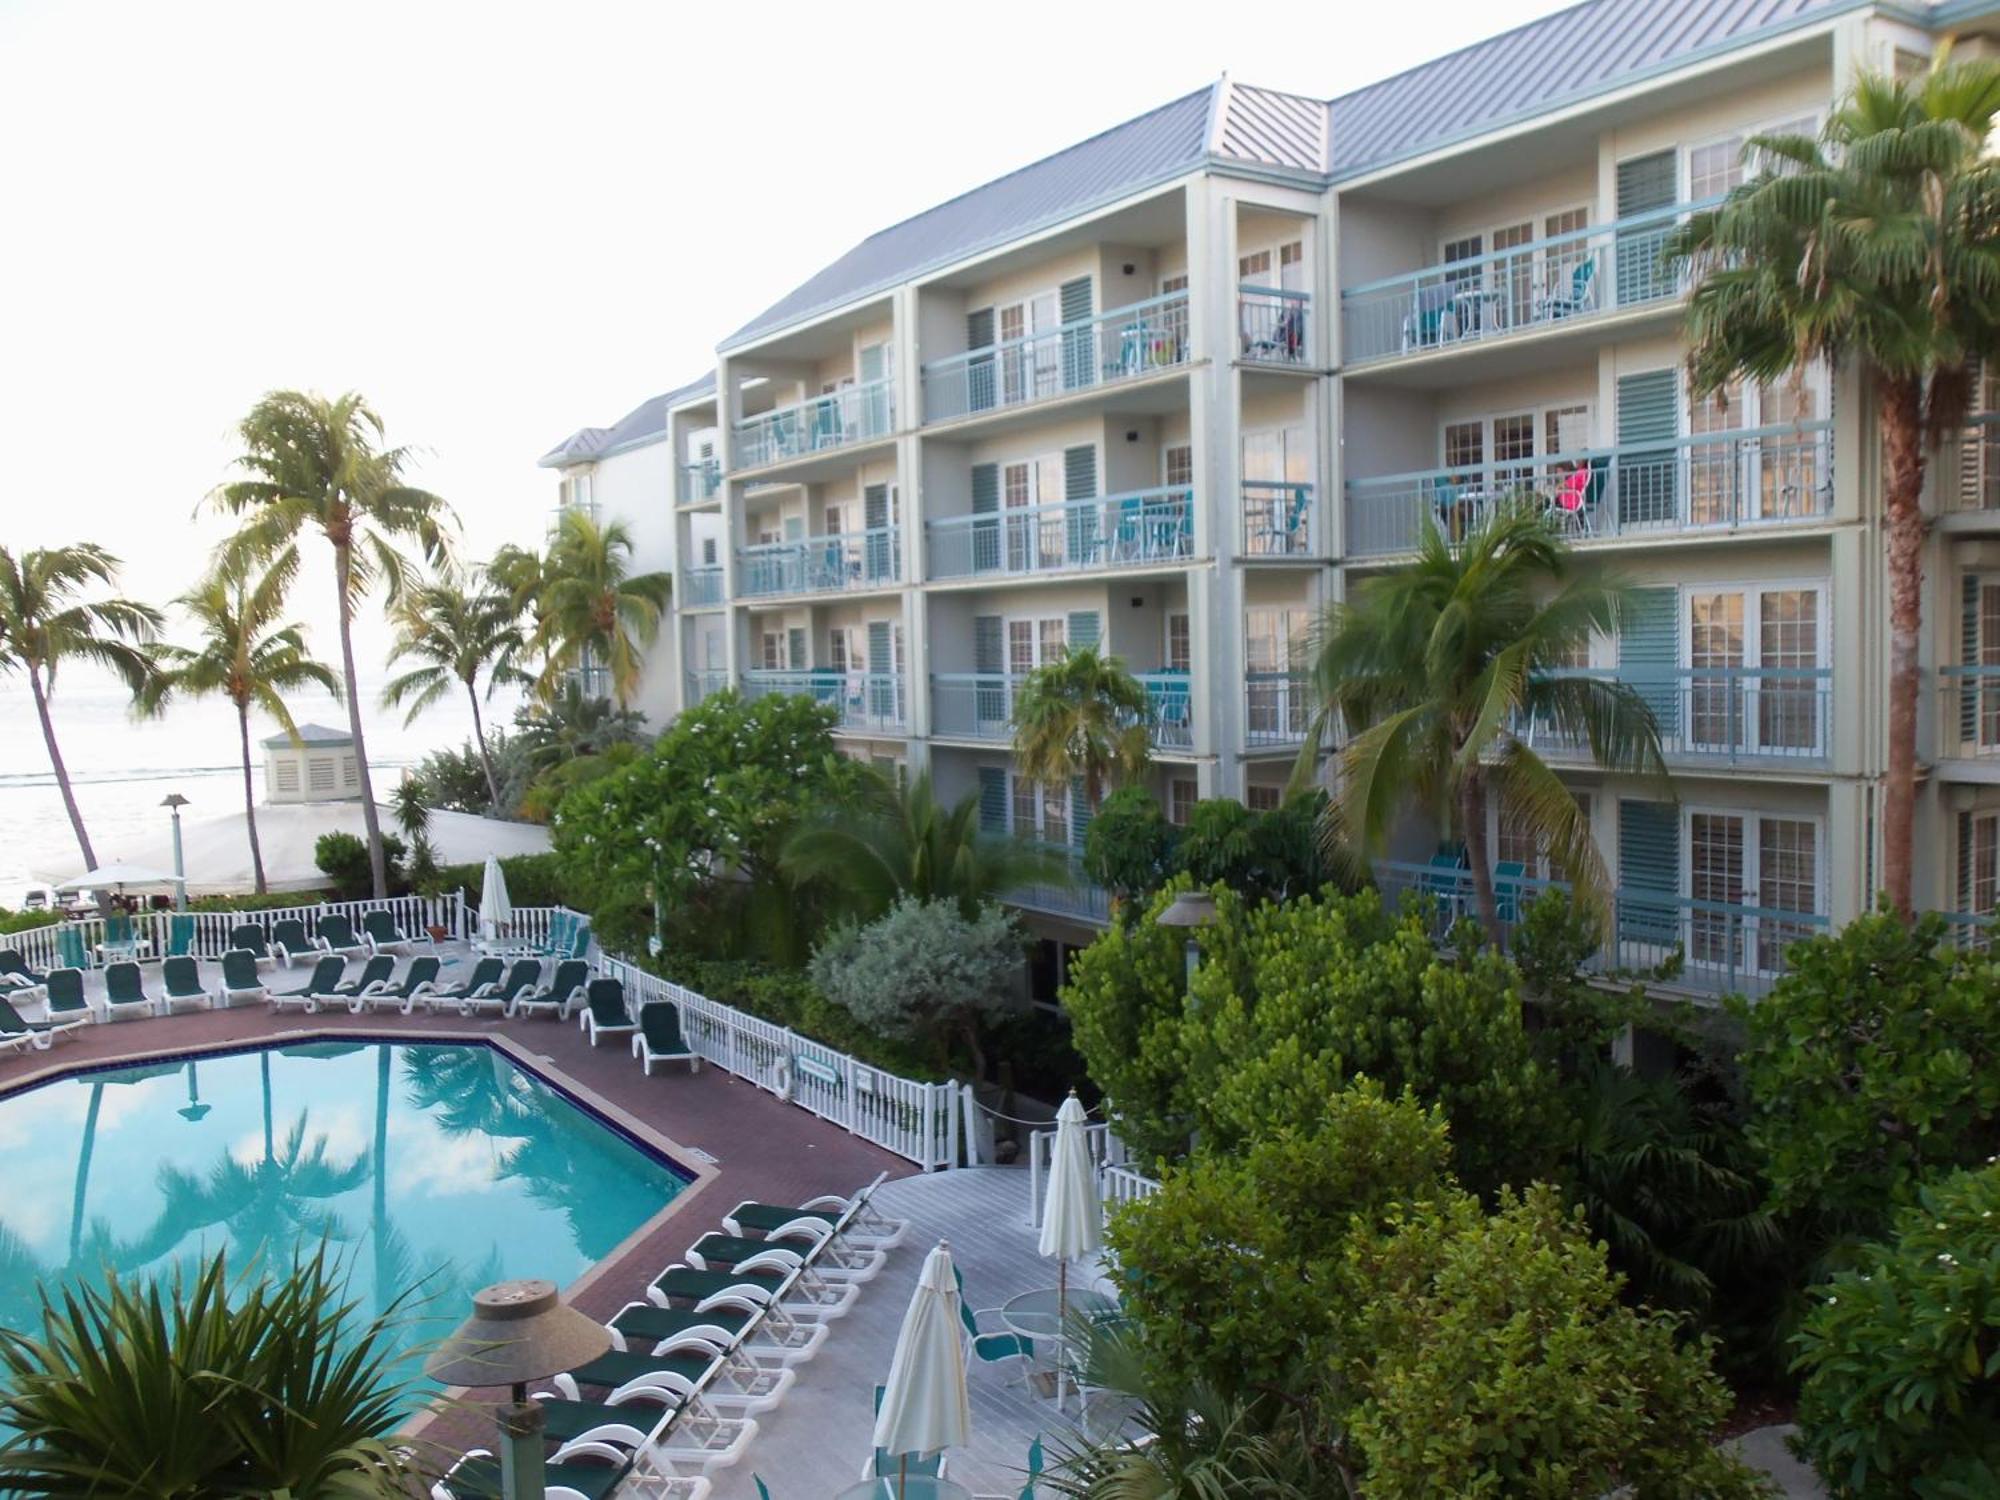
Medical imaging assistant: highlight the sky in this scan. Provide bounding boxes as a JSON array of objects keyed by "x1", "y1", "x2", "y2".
[{"x1": 0, "y1": 0, "x2": 1576, "y2": 672}]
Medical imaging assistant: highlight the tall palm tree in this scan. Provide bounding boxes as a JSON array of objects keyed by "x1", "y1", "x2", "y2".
[
  {"x1": 533, "y1": 510, "x2": 671, "y2": 708},
  {"x1": 782, "y1": 768, "x2": 1070, "y2": 922},
  {"x1": 382, "y1": 566, "x2": 528, "y2": 809},
  {"x1": 1011, "y1": 646, "x2": 1152, "y2": 810},
  {"x1": 1298, "y1": 503, "x2": 1669, "y2": 943},
  {"x1": 512, "y1": 679, "x2": 649, "y2": 770},
  {"x1": 488, "y1": 540, "x2": 552, "y2": 675},
  {"x1": 1670, "y1": 60, "x2": 2000, "y2": 919},
  {"x1": 138, "y1": 549, "x2": 340, "y2": 894},
  {"x1": 0, "y1": 544, "x2": 162, "y2": 871},
  {"x1": 210, "y1": 391, "x2": 454, "y2": 898}
]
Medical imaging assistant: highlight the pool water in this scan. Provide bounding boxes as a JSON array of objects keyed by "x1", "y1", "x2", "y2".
[{"x1": 0, "y1": 1041, "x2": 689, "y2": 1393}]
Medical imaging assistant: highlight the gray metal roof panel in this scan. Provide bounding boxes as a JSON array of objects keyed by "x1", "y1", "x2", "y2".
[
  {"x1": 1217, "y1": 84, "x2": 1329, "y2": 174},
  {"x1": 540, "y1": 373, "x2": 714, "y2": 467}
]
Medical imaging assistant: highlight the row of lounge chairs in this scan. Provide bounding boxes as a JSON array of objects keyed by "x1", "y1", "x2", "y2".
[{"x1": 431, "y1": 1174, "x2": 910, "y2": 1500}]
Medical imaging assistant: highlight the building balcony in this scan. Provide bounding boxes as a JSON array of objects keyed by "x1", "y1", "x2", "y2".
[
  {"x1": 682, "y1": 459, "x2": 721, "y2": 503},
  {"x1": 1345, "y1": 422, "x2": 1832, "y2": 560},
  {"x1": 1246, "y1": 671, "x2": 1314, "y2": 748},
  {"x1": 682, "y1": 567, "x2": 724, "y2": 607},
  {"x1": 732, "y1": 379, "x2": 896, "y2": 471},
  {"x1": 1241, "y1": 480, "x2": 1316, "y2": 558},
  {"x1": 929, "y1": 671, "x2": 1195, "y2": 752},
  {"x1": 1341, "y1": 200, "x2": 1711, "y2": 368},
  {"x1": 1008, "y1": 854, "x2": 1113, "y2": 926},
  {"x1": 919, "y1": 290, "x2": 1191, "y2": 425},
  {"x1": 736, "y1": 528, "x2": 902, "y2": 600},
  {"x1": 1516, "y1": 668, "x2": 1832, "y2": 768},
  {"x1": 1372, "y1": 858, "x2": 1823, "y2": 1001},
  {"x1": 741, "y1": 669, "x2": 908, "y2": 735},
  {"x1": 685, "y1": 668, "x2": 730, "y2": 708},
  {"x1": 1238, "y1": 286, "x2": 1310, "y2": 367},
  {"x1": 926, "y1": 487, "x2": 1194, "y2": 583}
]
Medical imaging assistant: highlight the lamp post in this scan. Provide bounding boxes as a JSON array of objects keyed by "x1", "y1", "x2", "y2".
[
  {"x1": 425, "y1": 1279, "x2": 612, "y2": 1500},
  {"x1": 160, "y1": 793, "x2": 190, "y2": 911},
  {"x1": 1155, "y1": 888, "x2": 1218, "y2": 992}
]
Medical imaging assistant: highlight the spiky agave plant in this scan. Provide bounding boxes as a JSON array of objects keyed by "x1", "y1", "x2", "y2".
[{"x1": 0, "y1": 1245, "x2": 428, "y2": 1498}]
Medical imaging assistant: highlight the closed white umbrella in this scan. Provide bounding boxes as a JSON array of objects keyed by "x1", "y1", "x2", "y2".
[
  {"x1": 478, "y1": 854, "x2": 513, "y2": 944},
  {"x1": 872, "y1": 1241, "x2": 970, "y2": 1492},
  {"x1": 1038, "y1": 1090, "x2": 1103, "y2": 1325}
]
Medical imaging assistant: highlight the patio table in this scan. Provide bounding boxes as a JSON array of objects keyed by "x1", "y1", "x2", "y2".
[
  {"x1": 1000, "y1": 1287, "x2": 1117, "y2": 1409},
  {"x1": 834, "y1": 1478, "x2": 972, "y2": 1500}
]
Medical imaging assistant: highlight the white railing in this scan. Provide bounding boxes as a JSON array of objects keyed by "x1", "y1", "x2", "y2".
[
  {"x1": 1026, "y1": 1120, "x2": 1157, "y2": 1227},
  {"x1": 597, "y1": 951, "x2": 963, "y2": 1171}
]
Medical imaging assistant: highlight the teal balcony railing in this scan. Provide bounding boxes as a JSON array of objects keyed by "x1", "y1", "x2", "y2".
[
  {"x1": 926, "y1": 486, "x2": 1193, "y2": 580},
  {"x1": 683, "y1": 566, "x2": 724, "y2": 607},
  {"x1": 1241, "y1": 480, "x2": 1315, "y2": 556},
  {"x1": 741, "y1": 669, "x2": 907, "y2": 733},
  {"x1": 1346, "y1": 421, "x2": 1832, "y2": 559},
  {"x1": 1008, "y1": 850, "x2": 1113, "y2": 926},
  {"x1": 682, "y1": 458, "x2": 721, "y2": 501},
  {"x1": 1341, "y1": 198, "x2": 1718, "y2": 366},
  {"x1": 930, "y1": 671, "x2": 1194, "y2": 751},
  {"x1": 736, "y1": 527, "x2": 901, "y2": 599},
  {"x1": 1515, "y1": 667, "x2": 1831, "y2": 765},
  {"x1": 1238, "y1": 286, "x2": 1309, "y2": 365},
  {"x1": 733, "y1": 378, "x2": 895, "y2": 470},
  {"x1": 684, "y1": 668, "x2": 729, "y2": 707},
  {"x1": 1246, "y1": 671, "x2": 1312, "y2": 747},
  {"x1": 1373, "y1": 858, "x2": 1825, "y2": 1000},
  {"x1": 920, "y1": 290, "x2": 1191, "y2": 423},
  {"x1": 1940, "y1": 665, "x2": 2000, "y2": 759}
]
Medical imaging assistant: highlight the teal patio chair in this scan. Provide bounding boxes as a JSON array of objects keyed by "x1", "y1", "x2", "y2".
[
  {"x1": 578, "y1": 979, "x2": 637, "y2": 1046},
  {"x1": 633, "y1": 1001, "x2": 698, "y2": 1074},
  {"x1": 1541, "y1": 256, "x2": 1597, "y2": 320},
  {"x1": 55, "y1": 925, "x2": 87, "y2": 971},
  {"x1": 163, "y1": 914, "x2": 195, "y2": 959},
  {"x1": 0, "y1": 993, "x2": 85, "y2": 1050},
  {"x1": 1494, "y1": 859, "x2": 1529, "y2": 925},
  {"x1": 215, "y1": 949, "x2": 269, "y2": 1008},
  {"x1": 43, "y1": 968, "x2": 92, "y2": 1023},
  {"x1": 870, "y1": 1383, "x2": 944, "y2": 1482},
  {"x1": 103, "y1": 961, "x2": 156, "y2": 1020},
  {"x1": 100, "y1": 912, "x2": 139, "y2": 963},
  {"x1": 954, "y1": 1264, "x2": 1035, "y2": 1382}
]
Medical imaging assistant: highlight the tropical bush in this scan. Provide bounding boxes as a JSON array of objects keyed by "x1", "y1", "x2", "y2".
[
  {"x1": 313, "y1": 831, "x2": 407, "y2": 899},
  {"x1": 428, "y1": 851, "x2": 568, "y2": 911},
  {"x1": 1792, "y1": 1162, "x2": 2000, "y2": 1498},
  {"x1": 809, "y1": 897, "x2": 1027, "y2": 1074},
  {"x1": 0, "y1": 1247, "x2": 420, "y2": 1498},
  {"x1": 1080, "y1": 788, "x2": 1335, "y2": 910},
  {"x1": 652, "y1": 954, "x2": 944, "y2": 1080},
  {"x1": 1079, "y1": 785, "x2": 1178, "y2": 904},
  {"x1": 0, "y1": 906, "x2": 61, "y2": 935}
]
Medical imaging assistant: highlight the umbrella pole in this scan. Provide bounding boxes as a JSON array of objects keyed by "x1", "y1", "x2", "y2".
[
  {"x1": 1057, "y1": 1257, "x2": 1069, "y2": 1410},
  {"x1": 897, "y1": 1452, "x2": 906, "y2": 1500}
]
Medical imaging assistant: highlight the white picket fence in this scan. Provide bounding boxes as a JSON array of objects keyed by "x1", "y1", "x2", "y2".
[{"x1": 1025, "y1": 1119, "x2": 1159, "y2": 1227}]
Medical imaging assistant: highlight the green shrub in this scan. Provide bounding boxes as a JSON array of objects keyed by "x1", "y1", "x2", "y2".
[
  {"x1": 312, "y1": 832, "x2": 407, "y2": 899},
  {"x1": 1792, "y1": 1162, "x2": 2000, "y2": 1498},
  {"x1": 1080, "y1": 785, "x2": 1178, "y2": 904},
  {"x1": 188, "y1": 890, "x2": 334, "y2": 913},
  {"x1": 0, "y1": 907, "x2": 61, "y2": 936},
  {"x1": 654, "y1": 953, "x2": 944, "y2": 1080},
  {"x1": 429, "y1": 851, "x2": 569, "y2": 910}
]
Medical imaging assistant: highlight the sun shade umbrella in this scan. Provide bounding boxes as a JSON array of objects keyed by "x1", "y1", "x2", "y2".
[
  {"x1": 872, "y1": 1241, "x2": 971, "y2": 1494},
  {"x1": 479, "y1": 853, "x2": 513, "y2": 945},
  {"x1": 1037, "y1": 1090, "x2": 1104, "y2": 1327},
  {"x1": 55, "y1": 863, "x2": 178, "y2": 895}
]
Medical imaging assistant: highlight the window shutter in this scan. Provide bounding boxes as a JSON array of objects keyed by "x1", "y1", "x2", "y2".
[
  {"x1": 1614, "y1": 149, "x2": 1678, "y2": 304},
  {"x1": 974, "y1": 615, "x2": 1004, "y2": 674},
  {"x1": 863, "y1": 483, "x2": 892, "y2": 582},
  {"x1": 971, "y1": 463, "x2": 1000, "y2": 572},
  {"x1": 867, "y1": 620, "x2": 891, "y2": 674},
  {"x1": 1615, "y1": 369, "x2": 1679, "y2": 527},
  {"x1": 787, "y1": 627, "x2": 807, "y2": 669},
  {"x1": 1070, "y1": 776, "x2": 1094, "y2": 854},
  {"x1": 977, "y1": 766, "x2": 1008, "y2": 833},
  {"x1": 1064, "y1": 444, "x2": 1099, "y2": 562},
  {"x1": 1959, "y1": 811, "x2": 1975, "y2": 913},
  {"x1": 1618, "y1": 585, "x2": 1679, "y2": 739},
  {"x1": 967, "y1": 308, "x2": 996, "y2": 413},
  {"x1": 1060, "y1": 276, "x2": 1094, "y2": 390},
  {"x1": 1963, "y1": 575, "x2": 1984, "y2": 745},
  {"x1": 1617, "y1": 799, "x2": 1681, "y2": 945},
  {"x1": 1067, "y1": 610, "x2": 1101, "y2": 653},
  {"x1": 858, "y1": 343, "x2": 885, "y2": 383}
]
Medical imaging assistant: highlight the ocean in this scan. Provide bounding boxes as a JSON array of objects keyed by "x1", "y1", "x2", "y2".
[{"x1": 0, "y1": 675, "x2": 521, "y2": 906}]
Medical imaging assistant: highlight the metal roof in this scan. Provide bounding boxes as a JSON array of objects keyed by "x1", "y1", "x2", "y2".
[
  {"x1": 262, "y1": 723, "x2": 352, "y2": 749},
  {"x1": 538, "y1": 373, "x2": 713, "y2": 468},
  {"x1": 1215, "y1": 83, "x2": 1330, "y2": 175}
]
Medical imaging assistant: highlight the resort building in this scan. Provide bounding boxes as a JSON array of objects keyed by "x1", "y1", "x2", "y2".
[{"x1": 536, "y1": 0, "x2": 2000, "y2": 992}]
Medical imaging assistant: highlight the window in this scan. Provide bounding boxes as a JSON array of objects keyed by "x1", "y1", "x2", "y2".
[
  {"x1": 1242, "y1": 426, "x2": 1312, "y2": 555},
  {"x1": 1496, "y1": 791, "x2": 1592, "y2": 881},
  {"x1": 1689, "y1": 136, "x2": 1745, "y2": 201},
  {"x1": 760, "y1": 631, "x2": 784, "y2": 670},
  {"x1": 1685, "y1": 585, "x2": 1823, "y2": 754},
  {"x1": 1687, "y1": 808, "x2": 1820, "y2": 971},
  {"x1": 1245, "y1": 607, "x2": 1308, "y2": 739},
  {"x1": 1168, "y1": 779, "x2": 1197, "y2": 826},
  {"x1": 787, "y1": 627, "x2": 807, "y2": 670},
  {"x1": 828, "y1": 630, "x2": 848, "y2": 673},
  {"x1": 1966, "y1": 813, "x2": 2000, "y2": 916},
  {"x1": 1003, "y1": 454, "x2": 1065, "y2": 570},
  {"x1": 1165, "y1": 613, "x2": 1191, "y2": 672},
  {"x1": 1544, "y1": 207, "x2": 1588, "y2": 239},
  {"x1": 1160, "y1": 272, "x2": 1189, "y2": 295},
  {"x1": 1443, "y1": 421, "x2": 1484, "y2": 473},
  {"x1": 1689, "y1": 813, "x2": 1746, "y2": 965},
  {"x1": 1246, "y1": 784, "x2": 1282, "y2": 813},
  {"x1": 1163, "y1": 444, "x2": 1193, "y2": 490},
  {"x1": 1492, "y1": 412, "x2": 1536, "y2": 488},
  {"x1": 1441, "y1": 234, "x2": 1482, "y2": 292},
  {"x1": 1007, "y1": 617, "x2": 1067, "y2": 675},
  {"x1": 1544, "y1": 405, "x2": 1589, "y2": 458},
  {"x1": 1012, "y1": 775, "x2": 1068, "y2": 846}
]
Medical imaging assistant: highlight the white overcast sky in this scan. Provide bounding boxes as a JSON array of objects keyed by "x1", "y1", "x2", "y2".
[{"x1": 0, "y1": 0, "x2": 1572, "y2": 668}]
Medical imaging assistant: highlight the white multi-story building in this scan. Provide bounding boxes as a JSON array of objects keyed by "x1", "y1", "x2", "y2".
[{"x1": 537, "y1": 0, "x2": 2000, "y2": 994}]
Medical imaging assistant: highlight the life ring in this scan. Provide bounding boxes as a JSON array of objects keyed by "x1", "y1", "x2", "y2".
[{"x1": 771, "y1": 1055, "x2": 794, "y2": 1104}]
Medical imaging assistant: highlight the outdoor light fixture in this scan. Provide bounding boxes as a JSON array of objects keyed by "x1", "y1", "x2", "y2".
[
  {"x1": 1155, "y1": 889, "x2": 1218, "y2": 994},
  {"x1": 160, "y1": 793, "x2": 191, "y2": 910},
  {"x1": 425, "y1": 1279, "x2": 611, "y2": 1500}
]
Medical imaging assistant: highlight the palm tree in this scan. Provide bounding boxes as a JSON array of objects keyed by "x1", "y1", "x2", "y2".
[
  {"x1": 138, "y1": 549, "x2": 340, "y2": 894},
  {"x1": 488, "y1": 540, "x2": 552, "y2": 673},
  {"x1": 382, "y1": 566, "x2": 528, "y2": 809},
  {"x1": 0, "y1": 544, "x2": 162, "y2": 872},
  {"x1": 782, "y1": 768, "x2": 1070, "y2": 922},
  {"x1": 211, "y1": 391, "x2": 454, "y2": 898},
  {"x1": 532, "y1": 510, "x2": 671, "y2": 707},
  {"x1": 1670, "y1": 60, "x2": 2000, "y2": 919},
  {"x1": 1298, "y1": 502, "x2": 1669, "y2": 944},
  {"x1": 512, "y1": 679, "x2": 649, "y2": 770},
  {"x1": 1010, "y1": 646, "x2": 1152, "y2": 810}
]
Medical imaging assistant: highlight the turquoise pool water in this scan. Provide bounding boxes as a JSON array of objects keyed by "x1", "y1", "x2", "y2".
[{"x1": 0, "y1": 1041, "x2": 689, "y2": 1391}]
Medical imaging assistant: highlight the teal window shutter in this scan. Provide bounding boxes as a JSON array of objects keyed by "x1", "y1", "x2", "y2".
[
  {"x1": 1617, "y1": 798, "x2": 1681, "y2": 945},
  {"x1": 1060, "y1": 277, "x2": 1094, "y2": 390},
  {"x1": 1617, "y1": 585, "x2": 1679, "y2": 738},
  {"x1": 977, "y1": 766, "x2": 1008, "y2": 833},
  {"x1": 1614, "y1": 149, "x2": 1678, "y2": 304},
  {"x1": 967, "y1": 308, "x2": 996, "y2": 412},
  {"x1": 1070, "y1": 776, "x2": 1093, "y2": 854},
  {"x1": 1064, "y1": 445, "x2": 1099, "y2": 563},
  {"x1": 863, "y1": 483, "x2": 892, "y2": 582},
  {"x1": 1959, "y1": 812, "x2": 1974, "y2": 913},
  {"x1": 866, "y1": 620, "x2": 894, "y2": 720},
  {"x1": 971, "y1": 463, "x2": 1000, "y2": 572},
  {"x1": 1963, "y1": 575, "x2": 1983, "y2": 744},
  {"x1": 1615, "y1": 370, "x2": 1679, "y2": 527},
  {"x1": 1066, "y1": 610, "x2": 1101, "y2": 653}
]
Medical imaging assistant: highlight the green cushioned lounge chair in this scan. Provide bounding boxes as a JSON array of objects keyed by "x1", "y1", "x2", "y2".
[
  {"x1": 313, "y1": 914, "x2": 369, "y2": 961},
  {"x1": 633, "y1": 1001, "x2": 698, "y2": 1074},
  {"x1": 578, "y1": 979, "x2": 637, "y2": 1047},
  {"x1": 361, "y1": 909, "x2": 427, "y2": 956},
  {"x1": 509, "y1": 958, "x2": 588, "y2": 1020},
  {"x1": 0, "y1": 994, "x2": 85, "y2": 1051},
  {"x1": 215, "y1": 949, "x2": 269, "y2": 1008},
  {"x1": 354, "y1": 954, "x2": 441, "y2": 1015},
  {"x1": 268, "y1": 918, "x2": 311, "y2": 968},
  {"x1": 421, "y1": 956, "x2": 504, "y2": 1014},
  {"x1": 102, "y1": 961, "x2": 155, "y2": 1020},
  {"x1": 42, "y1": 968, "x2": 92, "y2": 1023},
  {"x1": 271, "y1": 957, "x2": 345, "y2": 1013},
  {"x1": 0, "y1": 949, "x2": 48, "y2": 995},
  {"x1": 159, "y1": 955, "x2": 210, "y2": 1014},
  {"x1": 226, "y1": 923, "x2": 274, "y2": 971}
]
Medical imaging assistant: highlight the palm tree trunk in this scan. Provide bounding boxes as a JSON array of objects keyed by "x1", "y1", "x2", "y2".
[
  {"x1": 1459, "y1": 773, "x2": 1502, "y2": 946},
  {"x1": 68, "y1": 1082, "x2": 102, "y2": 1263},
  {"x1": 467, "y1": 680, "x2": 501, "y2": 810},
  {"x1": 333, "y1": 545, "x2": 389, "y2": 898},
  {"x1": 29, "y1": 664, "x2": 96, "y2": 872},
  {"x1": 1880, "y1": 377, "x2": 1925, "y2": 922},
  {"x1": 237, "y1": 702, "x2": 268, "y2": 895}
]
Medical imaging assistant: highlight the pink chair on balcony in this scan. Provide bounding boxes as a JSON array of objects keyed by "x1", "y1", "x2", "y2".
[{"x1": 1552, "y1": 467, "x2": 1594, "y2": 537}]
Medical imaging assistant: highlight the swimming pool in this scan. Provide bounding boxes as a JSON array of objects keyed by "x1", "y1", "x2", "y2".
[{"x1": 0, "y1": 1040, "x2": 691, "y2": 1392}]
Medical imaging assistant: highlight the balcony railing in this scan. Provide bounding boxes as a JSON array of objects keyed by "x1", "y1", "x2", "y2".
[
  {"x1": 1241, "y1": 480, "x2": 1315, "y2": 557},
  {"x1": 926, "y1": 487, "x2": 1193, "y2": 581},
  {"x1": 1009, "y1": 852, "x2": 1113, "y2": 926},
  {"x1": 1246, "y1": 671, "x2": 1313, "y2": 747},
  {"x1": 920, "y1": 290, "x2": 1191, "y2": 424},
  {"x1": 1373, "y1": 858, "x2": 1825, "y2": 1001},
  {"x1": 1939, "y1": 666, "x2": 2000, "y2": 759},
  {"x1": 1942, "y1": 414, "x2": 2000, "y2": 513},
  {"x1": 930, "y1": 671, "x2": 1194, "y2": 750},
  {"x1": 733, "y1": 378, "x2": 895, "y2": 470},
  {"x1": 1515, "y1": 667, "x2": 1832, "y2": 765},
  {"x1": 682, "y1": 459, "x2": 721, "y2": 502},
  {"x1": 741, "y1": 669, "x2": 907, "y2": 733},
  {"x1": 736, "y1": 528, "x2": 901, "y2": 599},
  {"x1": 1341, "y1": 198, "x2": 1717, "y2": 366},
  {"x1": 1239, "y1": 286, "x2": 1310, "y2": 365},
  {"x1": 683, "y1": 566, "x2": 724, "y2": 607},
  {"x1": 685, "y1": 668, "x2": 730, "y2": 708},
  {"x1": 1346, "y1": 422, "x2": 1832, "y2": 559}
]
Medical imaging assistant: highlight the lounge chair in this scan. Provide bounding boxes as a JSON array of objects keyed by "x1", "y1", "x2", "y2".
[
  {"x1": 579, "y1": 979, "x2": 638, "y2": 1047},
  {"x1": 159, "y1": 956, "x2": 211, "y2": 1014},
  {"x1": 0, "y1": 949, "x2": 48, "y2": 994},
  {"x1": 552, "y1": 1331, "x2": 794, "y2": 1415},
  {"x1": 353, "y1": 955, "x2": 441, "y2": 1015},
  {"x1": 271, "y1": 957, "x2": 346, "y2": 1013},
  {"x1": 431, "y1": 1451, "x2": 638, "y2": 1500},
  {"x1": 215, "y1": 949, "x2": 269, "y2": 1008},
  {"x1": 268, "y1": 918, "x2": 311, "y2": 968},
  {"x1": 226, "y1": 923, "x2": 276, "y2": 971},
  {"x1": 42, "y1": 968, "x2": 93, "y2": 1025},
  {"x1": 722, "y1": 1171, "x2": 908, "y2": 1251},
  {"x1": 509, "y1": 958, "x2": 588, "y2": 1020},
  {"x1": 531, "y1": 1368, "x2": 759, "y2": 1476},
  {"x1": 161, "y1": 914, "x2": 196, "y2": 959},
  {"x1": 419, "y1": 956, "x2": 505, "y2": 1015},
  {"x1": 456, "y1": 958, "x2": 540, "y2": 1018},
  {"x1": 100, "y1": 913, "x2": 141, "y2": 964},
  {"x1": 328, "y1": 955, "x2": 397, "y2": 1004},
  {"x1": 103, "y1": 961, "x2": 156, "y2": 1020},
  {"x1": 649, "y1": 1249, "x2": 857, "y2": 1322},
  {"x1": 685, "y1": 1227, "x2": 881, "y2": 1284},
  {"x1": 313, "y1": 914, "x2": 370, "y2": 961},
  {"x1": 54, "y1": 925, "x2": 88, "y2": 972},
  {"x1": 0, "y1": 994, "x2": 85, "y2": 1051},
  {"x1": 610, "y1": 1291, "x2": 827, "y2": 1367},
  {"x1": 632, "y1": 1002, "x2": 699, "y2": 1074},
  {"x1": 361, "y1": 909, "x2": 428, "y2": 956}
]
